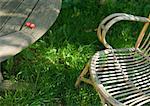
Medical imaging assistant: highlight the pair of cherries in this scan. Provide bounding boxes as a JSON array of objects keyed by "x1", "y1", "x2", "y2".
[{"x1": 25, "y1": 22, "x2": 36, "y2": 29}]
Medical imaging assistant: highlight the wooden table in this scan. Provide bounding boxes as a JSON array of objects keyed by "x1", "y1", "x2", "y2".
[
  {"x1": 0, "y1": 0, "x2": 61, "y2": 84},
  {"x1": 0, "y1": 0, "x2": 61, "y2": 62}
]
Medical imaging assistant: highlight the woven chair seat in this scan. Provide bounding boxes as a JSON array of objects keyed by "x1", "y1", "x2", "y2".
[
  {"x1": 75, "y1": 13, "x2": 150, "y2": 106},
  {"x1": 91, "y1": 47, "x2": 150, "y2": 106}
]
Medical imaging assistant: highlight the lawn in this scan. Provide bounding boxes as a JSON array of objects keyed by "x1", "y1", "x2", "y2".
[{"x1": 1, "y1": 0, "x2": 150, "y2": 105}]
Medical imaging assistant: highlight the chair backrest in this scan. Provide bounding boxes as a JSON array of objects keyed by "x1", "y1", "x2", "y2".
[
  {"x1": 135, "y1": 21, "x2": 149, "y2": 56},
  {"x1": 97, "y1": 13, "x2": 150, "y2": 49}
]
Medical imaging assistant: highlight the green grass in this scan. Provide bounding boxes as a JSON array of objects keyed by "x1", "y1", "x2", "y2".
[{"x1": 1, "y1": 0, "x2": 150, "y2": 105}]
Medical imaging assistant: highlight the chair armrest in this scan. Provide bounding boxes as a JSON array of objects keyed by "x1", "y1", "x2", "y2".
[{"x1": 97, "y1": 13, "x2": 150, "y2": 49}]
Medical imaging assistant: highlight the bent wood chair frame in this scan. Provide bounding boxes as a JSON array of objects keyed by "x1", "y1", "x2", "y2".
[{"x1": 75, "y1": 13, "x2": 150, "y2": 106}]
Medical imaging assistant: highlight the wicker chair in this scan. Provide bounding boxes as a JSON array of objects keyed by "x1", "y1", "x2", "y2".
[{"x1": 75, "y1": 13, "x2": 150, "y2": 106}]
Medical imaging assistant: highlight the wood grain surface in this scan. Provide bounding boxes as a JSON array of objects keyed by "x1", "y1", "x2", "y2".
[{"x1": 0, "y1": 0, "x2": 61, "y2": 62}]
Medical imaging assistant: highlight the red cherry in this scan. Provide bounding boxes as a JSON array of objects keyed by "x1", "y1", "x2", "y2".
[
  {"x1": 30, "y1": 23, "x2": 36, "y2": 29},
  {"x1": 25, "y1": 22, "x2": 31, "y2": 27}
]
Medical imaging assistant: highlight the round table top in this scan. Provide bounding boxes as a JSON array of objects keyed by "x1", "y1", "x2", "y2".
[{"x1": 0, "y1": 0, "x2": 61, "y2": 62}]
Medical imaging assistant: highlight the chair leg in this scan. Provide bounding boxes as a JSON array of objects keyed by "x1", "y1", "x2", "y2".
[
  {"x1": 97, "y1": 92, "x2": 107, "y2": 106},
  {"x1": 75, "y1": 61, "x2": 93, "y2": 87},
  {"x1": 101, "y1": 99, "x2": 112, "y2": 106},
  {"x1": 75, "y1": 62, "x2": 112, "y2": 106}
]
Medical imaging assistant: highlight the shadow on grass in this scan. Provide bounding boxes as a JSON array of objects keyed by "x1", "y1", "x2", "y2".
[{"x1": 1, "y1": 0, "x2": 150, "y2": 105}]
